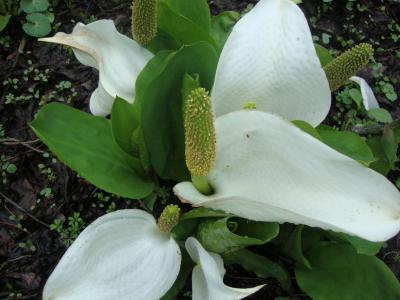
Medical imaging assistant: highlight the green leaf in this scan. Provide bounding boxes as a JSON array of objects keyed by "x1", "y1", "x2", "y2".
[
  {"x1": 0, "y1": 14, "x2": 11, "y2": 32},
  {"x1": 382, "y1": 127, "x2": 398, "y2": 167},
  {"x1": 211, "y1": 11, "x2": 240, "y2": 53},
  {"x1": 155, "y1": 1, "x2": 217, "y2": 50},
  {"x1": 223, "y1": 249, "x2": 291, "y2": 291},
  {"x1": 30, "y1": 103, "x2": 154, "y2": 199},
  {"x1": 181, "y1": 73, "x2": 201, "y2": 113},
  {"x1": 172, "y1": 207, "x2": 229, "y2": 241},
  {"x1": 367, "y1": 135, "x2": 392, "y2": 175},
  {"x1": 318, "y1": 129, "x2": 375, "y2": 165},
  {"x1": 180, "y1": 207, "x2": 229, "y2": 221},
  {"x1": 22, "y1": 12, "x2": 51, "y2": 37},
  {"x1": 280, "y1": 225, "x2": 311, "y2": 268},
  {"x1": 137, "y1": 42, "x2": 218, "y2": 181},
  {"x1": 349, "y1": 88, "x2": 363, "y2": 107},
  {"x1": 162, "y1": 0, "x2": 211, "y2": 32},
  {"x1": 20, "y1": 0, "x2": 49, "y2": 13},
  {"x1": 111, "y1": 97, "x2": 139, "y2": 154},
  {"x1": 329, "y1": 232, "x2": 383, "y2": 256},
  {"x1": 196, "y1": 216, "x2": 279, "y2": 254},
  {"x1": 315, "y1": 43, "x2": 333, "y2": 67},
  {"x1": 367, "y1": 108, "x2": 393, "y2": 123},
  {"x1": 296, "y1": 243, "x2": 400, "y2": 300},
  {"x1": 292, "y1": 120, "x2": 322, "y2": 141}
]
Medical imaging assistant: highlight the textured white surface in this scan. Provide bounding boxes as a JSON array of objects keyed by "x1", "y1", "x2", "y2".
[
  {"x1": 351, "y1": 76, "x2": 380, "y2": 110},
  {"x1": 174, "y1": 110, "x2": 400, "y2": 242},
  {"x1": 43, "y1": 210, "x2": 181, "y2": 300},
  {"x1": 40, "y1": 20, "x2": 153, "y2": 116},
  {"x1": 212, "y1": 0, "x2": 331, "y2": 126},
  {"x1": 185, "y1": 237, "x2": 264, "y2": 300}
]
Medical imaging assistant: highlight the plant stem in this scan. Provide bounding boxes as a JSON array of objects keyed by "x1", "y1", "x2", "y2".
[{"x1": 192, "y1": 175, "x2": 213, "y2": 195}]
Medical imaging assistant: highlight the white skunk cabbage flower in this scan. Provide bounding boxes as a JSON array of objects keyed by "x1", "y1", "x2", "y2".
[
  {"x1": 39, "y1": 20, "x2": 154, "y2": 116},
  {"x1": 211, "y1": 0, "x2": 331, "y2": 127},
  {"x1": 174, "y1": 110, "x2": 400, "y2": 242},
  {"x1": 186, "y1": 237, "x2": 264, "y2": 300},
  {"x1": 43, "y1": 210, "x2": 180, "y2": 300},
  {"x1": 174, "y1": 0, "x2": 400, "y2": 242},
  {"x1": 350, "y1": 76, "x2": 380, "y2": 110},
  {"x1": 43, "y1": 210, "x2": 261, "y2": 300}
]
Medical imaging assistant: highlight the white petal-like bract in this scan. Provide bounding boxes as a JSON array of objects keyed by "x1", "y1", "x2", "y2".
[
  {"x1": 212, "y1": 0, "x2": 331, "y2": 126},
  {"x1": 174, "y1": 110, "x2": 400, "y2": 242},
  {"x1": 40, "y1": 20, "x2": 153, "y2": 116},
  {"x1": 350, "y1": 76, "x2": 380, "y2": 111},
  {"x1": 185, "y1": 237, "x2": 264, "y2": 300},
  {"x1": 43, "y1": 210, "x2": 181, "y2": 300}
]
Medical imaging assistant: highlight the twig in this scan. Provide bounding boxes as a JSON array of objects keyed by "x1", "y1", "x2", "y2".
[
  {"x1": 0, "y1": 191, "x2": 49, "y2": 228},
  {"x1": 0, "y1": 138, "x2": 45, "y2": 153},
  {"x1": 350, "y1": 118, "x2": 400, "y2": 135}
]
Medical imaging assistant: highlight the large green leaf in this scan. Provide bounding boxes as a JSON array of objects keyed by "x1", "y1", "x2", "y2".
[
  {"x1": 155, "y1": 1, "x2": 217, "y2": 50},
  {"x1": 111, "y1": 97, "x2": 139, "y2": 154},
  {"x1": 172, "y1": 207, "x2": 229, "y2": 241},
  {"x1": 296, "y1": 243, "x2": 400, "y2": 300},
  {"x1": 292, "y1": 120, "x2": 322, "y2": 141},
  {"x1": 329, "y1": 232, "x2": 383, "y2": 256},
  {"x1": 276, "y1": 225, "x2": 311, "y2": 268},
  {"x1": 210, "y1": 11, "x2": 240, "y2": 53},
  {"x1": 367, "y1": 135, "x2": 394, "y2": 175},
  {"x1": 0, "y1": 14, "x2": 11, "y2": 32},
  {"x1": 162, "y1": 0, "x2": 211, "y2": 32},
  {"x1": 137, "y1": 42, "x2": 218, "y2": 180},
  {"x1": 317, "y1": 128, "x2": 375, "y2": 165},
  {"x1": 30, "y1": 103, "x2": 154, "y2": 199},
  {"x1": 223, "y1": 249, "x2": 290, "y2": 291},
  {"x1": 196, "y1": 216, "x2": 279, "y2": 254},
  {"x1": 315, "y1": 43, "x2": 333, "y2": 67}
]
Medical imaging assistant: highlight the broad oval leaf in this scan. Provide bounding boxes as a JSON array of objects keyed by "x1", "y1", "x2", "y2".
[
  {"x1": 23, "y1": 12, "x2": 51, "y2": 37},
  {"x1": 317, "y1": 128, "x2": 375, "y2": 165},
  {"x1": 296, "y1": 243, "x2": 400, "y2": 300},
  {"x1": 196, "y1": 216, "x2": 279, "y2": 254},
  {"x1": 223, "y1": 248, "x2": 291, "y2": 291},
  {"x1": 137, "y1": 42, "x2": 218, "y2": 181},
  {"x1": 30, "y1": 103, "x2": 154, "y2": 199}
]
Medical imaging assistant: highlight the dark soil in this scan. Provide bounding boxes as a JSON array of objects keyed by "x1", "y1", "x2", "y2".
[{"x1": 0, "y1": 1, "x2": 399, "y2": 299}]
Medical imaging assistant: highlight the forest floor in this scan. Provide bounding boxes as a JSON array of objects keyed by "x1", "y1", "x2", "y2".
[{"x1": 0, "y1": 0, "x2": 399, "y2": 299}]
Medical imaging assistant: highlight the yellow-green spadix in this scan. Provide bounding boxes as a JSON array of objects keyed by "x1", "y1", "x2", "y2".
[
  {"x1": 184, "y1": 87, "x2": 216, "y2": 195},
  {"x1": 131, "y1": 0, "x2": 157, "y2": 45},
  {"x1": 324, "y1": 43, "x2": 374, "y2": 92}
]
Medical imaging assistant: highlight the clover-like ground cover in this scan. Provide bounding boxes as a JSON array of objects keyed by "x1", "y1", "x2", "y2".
[{"x1": 0, "y1": 0, "x2": 399, "y2": 299}]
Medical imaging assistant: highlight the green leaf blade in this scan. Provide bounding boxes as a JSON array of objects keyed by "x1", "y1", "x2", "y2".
[{"x1": 30, "y1": 103, "x2": 154, "y2": 199}]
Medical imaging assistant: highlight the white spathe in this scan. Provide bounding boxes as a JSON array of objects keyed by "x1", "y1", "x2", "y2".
[
  {"x1": 185, "y1": 237, "x2": 264, "y2": 300},
  {"x1": 43, "y1": 210, "x2": 181, "y2": 300},
  {"x1": 350, "y1": 76, "x2": 380, "y2": 111},
  {"x1": 39, "y1": 20, "x2": 154, "y2": 116},
  {"x1": 211, "y1": 0, "x2": 331, "y2": 126},
  {"x1": 174, "y1": 110, "x2": 400, "y2": 242}
]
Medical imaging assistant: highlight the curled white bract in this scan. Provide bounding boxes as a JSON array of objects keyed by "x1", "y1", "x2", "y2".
[
  {"x1": 350, "y1": 76, "x2": 380, "y2": 111},
  {"x1": 185, "y1": 237, "x2": 264, "y2": 300},
  {"x1": 40, "y1": 20, "x2": 154, "y2": 116},
  {"x1": 43, "y1": 209, "x2": 181, "y2": 300},
  {"x1": 211, "y1": 0, "x2": 331, "y2": 126},
  {"x1": 174, "y1": 110, "x2": 400, "y2": 242}
]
